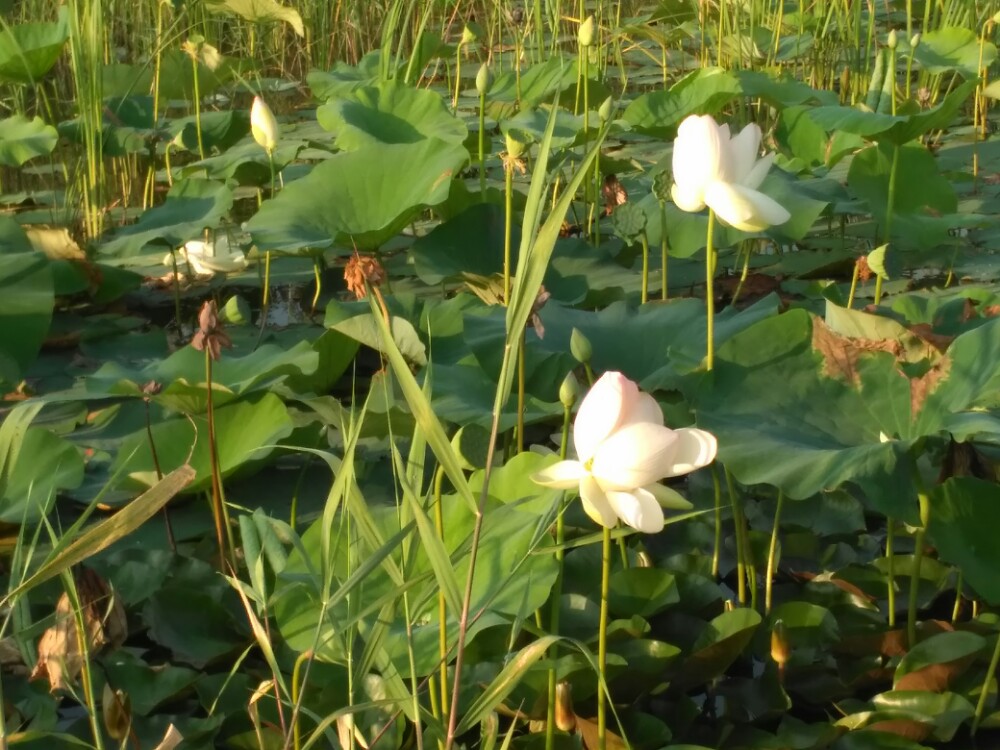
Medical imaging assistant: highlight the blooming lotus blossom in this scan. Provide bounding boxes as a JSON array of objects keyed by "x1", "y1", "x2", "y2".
[
  {"x1": 251, "y1": 96, "x2": 279, "y2": 153},
  {"x1": 671, "y1": 114, "x2": 790, "y2": 232},
  {"x1": 165, "y1": 235, "x2": 247, "y2": 275},
  {"x1": 533, "y1": 372, "x2": 717, "y2": 533}
]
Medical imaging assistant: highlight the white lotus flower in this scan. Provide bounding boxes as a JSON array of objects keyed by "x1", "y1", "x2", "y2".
[
  {"x1": 671, "y1": 114, "x2": 791, "y2": 232},
  {"x1": 165, "y1": 235, "x2": 247, "y2": 275},
  {"x1": 532, "y1": 371, "x2": 717, "y2": 533},
  {"x1": 251, "y1": 96, "x2": 279, "y2": 153}
]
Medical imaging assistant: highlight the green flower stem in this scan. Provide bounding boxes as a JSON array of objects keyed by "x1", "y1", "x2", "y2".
[
  {"x1": 545, "y1": 405, "x2": 572, "y2": 750},
  {"x1": 973, "y1": 624, "x2": 1000, "y2": 735},
  {"x1": 598, "y1": 525, "x2": 612, "y2": 750},
  {"x1": 712, "y1": 466, "x2": 723, "y2": 578},
  {"x1": 433, "y1": 465, "x2": 449, "y2": 726},
  {"x1": 847, "y1": 258, "x2": 860, "y2": 309},
  {"x1": 725, "y1": 468, "x2": 748, "y2": 606},
  {"x1": 952, "y1": 571, "x2": 964, "y2": 623},
  {"x1": 907, "y1": 488, "x2": 931, "y2": 648},
  {"x1": 886, "y1": 517, "x2": 896, "y2": 628},
  {"x1": 504, "y1": 163, "x2": 514, "y2": 304},
  {"x1": 192, "y1": 55, "x2": 204, "y2": 160},
  {"x1": 517, "y1": 330, "x2": 526, "y2": 453},
  {"x1": 876, "y1": 144, "x2": 901, "y2": 306},
  {"x1": 206, "y1": 347, "x2": 235, "y2": 570},
  {"x1": 478, "y1": 89, "x2": 488, "y2": 197},
  {"x1": 765, "y1": 490, "x2": 785, "y2": 615},
  {"x1": 291, "y1": 649, "x2": 312, "y2": 750},
  {"x1": 453, "y1": 41, "x2": 464, "y2": 111},
  {"x1": 705, "y1": 209, "x2": 717, "y2": 370},
  {"x1": 640, "y1": 231, "x2": 650, "y2": 304},
  {"x1": 660, "y1": 202, "x2": 669, "y2": 300}
]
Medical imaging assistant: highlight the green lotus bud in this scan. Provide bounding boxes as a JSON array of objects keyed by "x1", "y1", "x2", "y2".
[
  {"x1": 476, "y1": 63, "x2": 492, "y2": 96},
  {"x1": 993, "y1": 10, "x2": 1000, "y2": 24},
  {"x1": 598, "y1": 96, "x2": 613, "y2": 122},
  {"x1": 569, "y1": 328, "x2": 592, "y2": 363},
  {"x1": 887, "y1": 29, "x2": 898, "y2": 49},
  {"x1": 504, "y1": 130, "x2": 527, "y2": 159},
  {"x1": 461, "y1": 23, "x2": 478, "y2": 45},
  {"x1": 909, "y1": 32, "x2": 920, "y2": 49},
  {"x1": 578, "y1": 15, "x2": 595, "y2": 47},
  {"x1": 559, "y1": 372, "x2": 580, "y2": 408}
]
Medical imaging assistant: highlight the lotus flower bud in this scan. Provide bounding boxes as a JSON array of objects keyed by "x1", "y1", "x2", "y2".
[
  {"x1": 598, "y1": 96, "x2": 613, "y2": 122},
  {"x1": 578, "y1": 15, "x2": 595, "y2": 47},
  {"x1": 770, "y1": 619, "x2": 790, "y2": 667},
  {"x1": 887, "y1": 29, "x2": 898, "y2": 49},
  {"x1": 559, "y1": 372, "x2": 580, "y2": 409},
  {"x1": 251, "y1": 96, "x2": 279, "y2": 153},
  {"x1": 476, "y1": 63, "x2": 492, "y2": 96},
  {"x1": 569, "y1": 328, "x2": 592, "y2": 364},
  {"x1": 910, "y1": 32, "x2": 920, "y2": 49},
  {"x1": 461, "y1": 23, "x2": 478, "y2": 45}
]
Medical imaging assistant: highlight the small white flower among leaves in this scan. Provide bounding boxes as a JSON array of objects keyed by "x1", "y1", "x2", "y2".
[
  {"x1": 251, "y1": 96, "x2": 279, "y2": 153},
  {"x1": 671, "y1": 114, "x2": 790, "y2": 232},
  {"x1": 532, "y1": 371, "x2": 717, "y2": 533}
]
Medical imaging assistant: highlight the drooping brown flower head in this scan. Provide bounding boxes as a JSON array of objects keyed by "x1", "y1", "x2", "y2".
[
  {"x1": 190, "y1": 300, "x2": 232, "y2": 361},
  {"x1": 602, "y1": 174, "x2": 628, "y2": 216},
  {"x1": 857, "y1": 255, "x2": 873, "y2": 283},
  {"x1": 344, "y1": 253, "x2": 386, "y2": 300}
]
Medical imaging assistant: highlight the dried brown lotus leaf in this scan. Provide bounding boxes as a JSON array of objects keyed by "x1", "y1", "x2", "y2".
[{"x1": 102, "y1": 683, "x2": 131, "y2": 741}]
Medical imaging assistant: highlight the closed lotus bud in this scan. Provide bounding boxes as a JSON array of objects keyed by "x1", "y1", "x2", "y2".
[
  {"x1": 476, "y1": 63, "x2": 492, "y2": 96},
  {"x1": 554, "y1": 681, "x2": 577, "y2": 732},
  {"x1": 887, "y1": 29, "x2": 898, "y2": 49},
  {"x1": 993, "y1": 9, "x2": 1000, "y2": 24},
  {"x1": 505, "y1": 130, "x2": 527, "y2": 159},
  {"x1": 559, "y1": 372, "x2": 580, "y2": 409},
  {"x1": 461, "y1": 23, "x2": 478, "y2": 45},
  {"x1": 578, "y1": 15, "x2": 595, "y2": 47},
  {"x1": 770, "y1": 619, "x2": 790, "y2": 667},
  {"x1": 598, "y1": 96, "x2": 613, "y2": 122},
  {"x1": 251, "y1": 96, "x2": 279, "y2": 153},
  {"x1": 569, "y1": 328, "x2": 592, "y2": 364},
  {"x1": 910, "y1": 33, "x2": 920, "y2": 49},
  {"x1": 636, "y1": 550, "x2": 653, "y2": 568}
]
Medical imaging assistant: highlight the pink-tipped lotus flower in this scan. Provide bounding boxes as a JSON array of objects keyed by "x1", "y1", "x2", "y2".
[
  {"x1": 671, "y1": 114, "x2": 790, "y2": 233},
  {"x1": 532, "y1": 371, "x2": 717, "y2": 533}
]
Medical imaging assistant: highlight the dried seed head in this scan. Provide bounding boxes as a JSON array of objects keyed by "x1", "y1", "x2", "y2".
[
  {"x1": 857, "y1": 255, "x2": 873, "y2": 283},
  {"x1": 554, "y1": 681, "x2": 577, "y2": 732},
  {"x1": 344, "y1": 253, "x2": 386, "y2": 300},
  {"x1": 191, "y1": 300, "x2": 232, "y2": 361}
]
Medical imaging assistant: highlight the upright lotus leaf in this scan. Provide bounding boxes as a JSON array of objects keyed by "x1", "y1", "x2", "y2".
[
  {"x1": 847, "y1": 142, "x2": 957, "y2": 225},
  {"x1": 98, "y1": 179, "x2": 234, "y2": 258},
  {"x1": 307, "y1": 50, "x2": 382, "y2": 101},
  {"x1": 168, "y1": 110, "x2": 250, "y2": 154},
  {"x1": 735, "y1": 69, "x2": 837, "y2": 109},
  {"x1": 111, "y1": 393, "x2": 294, "y2": 491},
  {"x1": 672, "y1": 608, "x2": 762, "y2": 689},
  {"x1": 202, "y1": 0, "x2": 304, "y2": 36},
  {"x1": 86, "y1": 341, "x2": 319, "y2": 413},
  {"x1": 1, "y1": 424, "x2": 84, "y2": 522},
  {"x1": 488, "y1": 55, "x2": 577, "y2": 109},
  {"x1": 499, "y1": 107, "x2": 585, "y2": 150},
  {"x1": 0, "y1": 253, "x2": 53, "y2": 389},
  {"x1": 929, "y1": 478, "x2": 1000, "y2": 604},
  {"x1": 246, "y1": 138, "x2": 468, "y2": 252},
  {"x1": 913, "y1": 27, "x2": 995, "y2": 77},
  {"x1": 807, "y1": 79, "x2": 976, "y2": 145},
  {"x1": 0, "y1": 7, "x2": 69, "y2": 85},
  {"x1": 697, "y1": 309, "x2": 1000, "y2": 511},
  {"x1": 0, "y1": 115, "x2": 57, "y2": 166},
  {"x1": 317, "y1": 80, "x2": 468, "y2": 149},
  {"x1": 623, "y1": 67, "x2": 741, "y2": 138},
  {"x1": 872, "y1": 692, "x2": 974, "y2": 743},
  {"x1": 0, "y1": 215, "x2": 33, "y2": 254},
  {"x1": 411, "y1": 203, "x2": 510, "y2": 284}
]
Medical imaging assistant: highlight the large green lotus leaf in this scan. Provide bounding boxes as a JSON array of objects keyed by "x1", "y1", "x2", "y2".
[
  {"x1": 672, "y1": 608, "x2": 761, "y2": 689},
  {"x1": 1, "y1": 426, "x2": 84, "y2": 522},
  {"x1": 894, "y1": 630, "x2": 985, "y2": 688},
  {"x1": 274, "y1": 493, "x2": 558, "y2": 675},
  {"x1": 428, "y1": 362, "x2": 562, "y2": 430},
  {"x1": 246, "y1": 139, "x2": 468, "y2": 251},
  {"x1": 847, "y1": 142, "x2": 956, "y2": 225},
  {"x1": 623, "y1": 67, "x2": 741, "y2": 138},
  {"x1": 913, "y1": 27, "x2": 995, "y2": 77},
  {"x1": 608, "y1": 568, "x2": 679, "y2": 618},
  {"x1": 0, "y1": 253, "x2": 52, "y2": 388},
  {"x1": 102, "y1": 651, "x2": 200, "y2": 716},
  {"x1": 203, "y1": 0, "x2": 303, "y2": 36},
  {"x1": 694, "y1": 309, "x2": 911, "y2": 503},
  {"x1": 499, "y1": 107, "x2": 585, "y2": 150},
  {"x1": 0, "y1": 216, "x2": 32, "y2": 253},
  {"x1": 536, "y1": 295, "x2": 779, "y2": 391},
  {"x1": 180, "y1": 140, "x2": 300, "y2": 185},
  {"x1": 735, "y1": 69, "x2": 837, "y2": 108},
  {"x1": 0, "y1": 7, "x2": 68, "y2": 85},
  {"x1": 98, "y1": 179, "x2": 234, "y2": 257},
  {"x1": 324, "y1": 303, "x2": 427, "y2": 367},
  {"x1": 872, "y1": 692, "x2": 974, "y2": 743},
  {"x1": 317, "y1": 80, "x2": 467, "y2": 149},
  {"x1": 929, "y1": 478, "x2": 1000, "y2": 604},
  {"x1": 768, "y1": 601, "x2": 839, "y2": 648},
  {"x1": 488, "y1": 55, "x2": 576, "y2": 108},
  {"x1": 168, "y1": 110, "x2": 250, "y2": 154},
  {"x1": 807, "y1": 79, "x2": 976, "y2": 145},
  {"x1": 307, "y1": 50, "x2": 382, "y2": 101},
  {"x1": 110, "y1": 393, "x2": 294, "y2": 491},
  {"x1": 86, "y1": 341, "x2": 319, "y2": 413},
  {"x1": 411, "y1": 202, "x2": 510, "y2": 285},
  {"x1": 0, "y1": 115, "x2": 57, "y2": 166}
]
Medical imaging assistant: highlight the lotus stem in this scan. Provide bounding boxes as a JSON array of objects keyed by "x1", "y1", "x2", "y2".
[
  {"x1": 765, "y1": 490, "x2": 784, "y2": 614},
  {"x1": 478, "y1": 89, "x2": 487, "y2": 197},
  {"x1": 311, "y1": 254, "x2": 323, "y2": 314},
  {"x1": 907, "y1": 489, "x2": 931, "y2": 649},
  {"x1": 712, "y1": 466, "x2": 722, "y2": 578},
  {"x1": 598, "y1": 525, "x2": 611, "y2": 750},
  {"x1": 640, "y1": 231, "x2": 650, "y2": 304},
  {"x1": 886, "y1": 516, "x2": 896, "y2": 628},
  {"x1": 973, "y1": 626, "x2": 1000, "y2": 735},
  {"x1": 952, "y1": 571, "x2": 964, "y2": 623},
  {"x1": 504, "y1": 161, "x2": 513, "y2": 304},
  {"x1": 433, "y1": 465, "x2": 449, "y2": 727},
  {"x1": 876, "y1": 144, "x2": 901, "y2": 306},
  {"x1": 517, "y1": 330, "x2": 526, "y2": 453},
  {"x1": 847, "y1": 258, "x2": 860, "y2": 309},
  {"x1": 205, "y1": 347, "x2": 234, "y2": 570},
  {"x1": 660, "y1": 201, "x2": 669, "y2": 300},
  {"x1": 725, "y1": 468, "x2": 748, "y2": 607},
  {"x1": 291, "y1": 649, "x2": 313, "y2": 750},
  {"x1": 705, "y1": 209, "x2": 717, "y2": 370}
]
